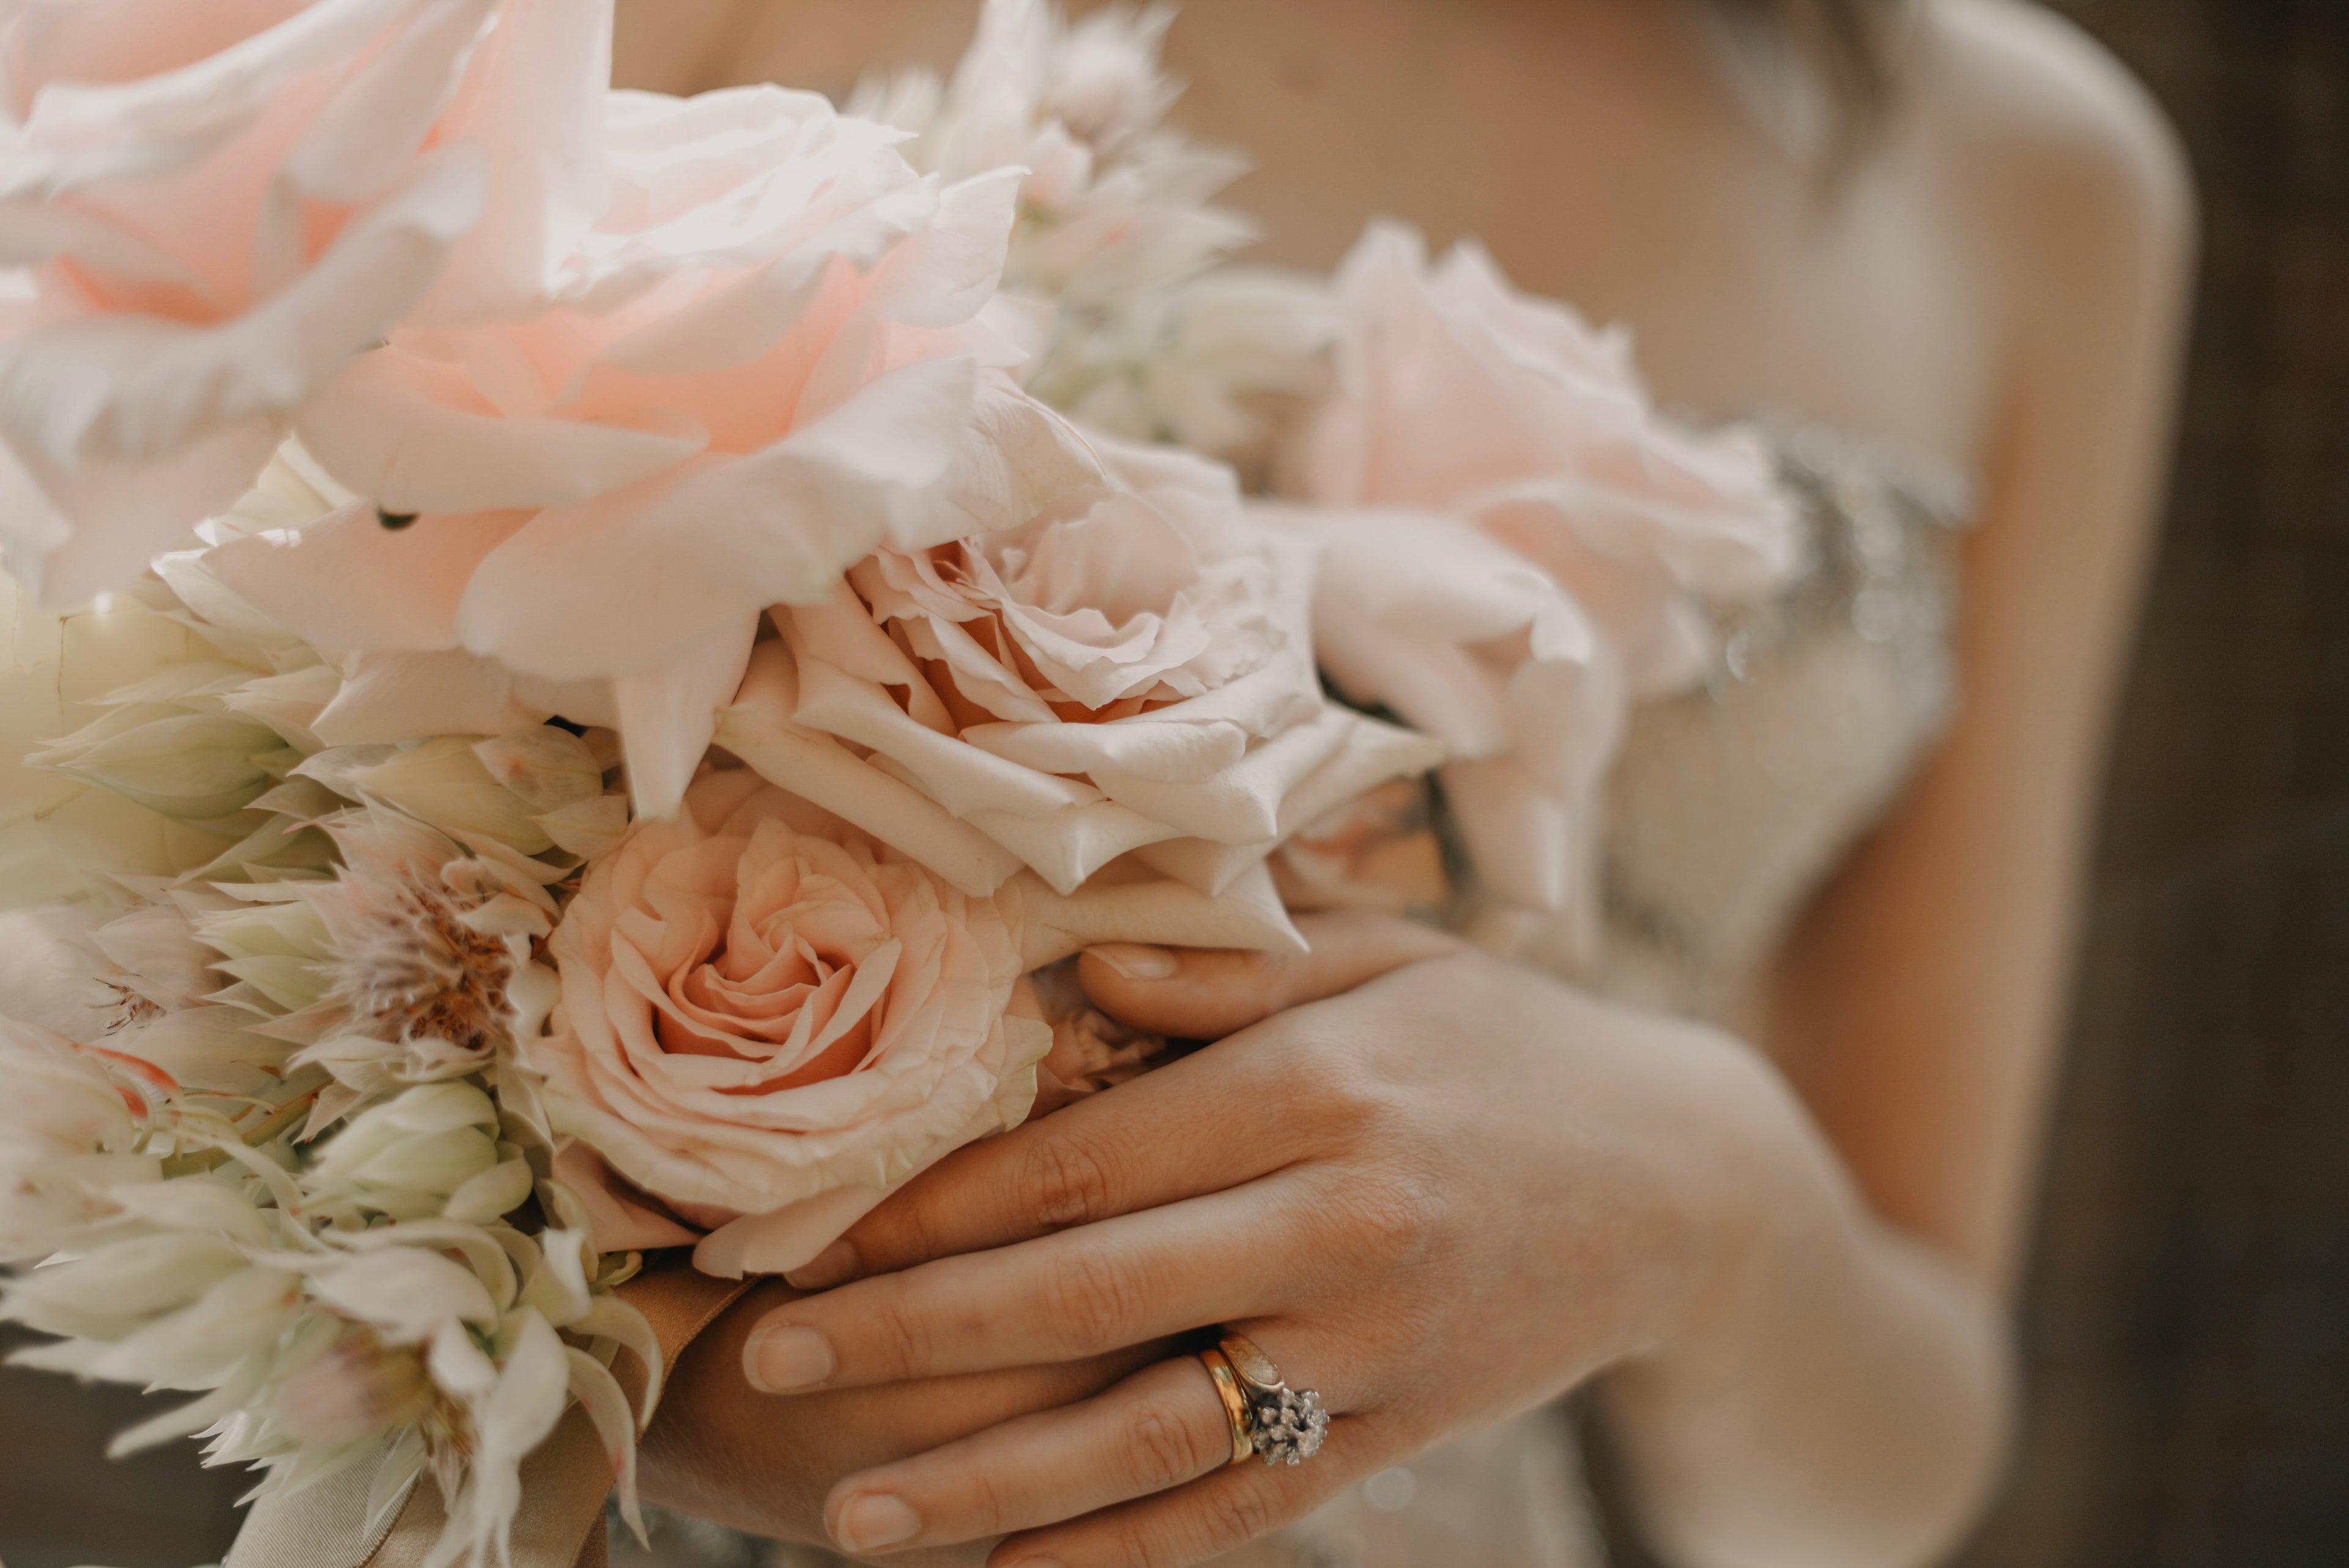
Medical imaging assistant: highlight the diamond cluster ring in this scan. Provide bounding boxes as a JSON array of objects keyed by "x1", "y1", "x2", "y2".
[{"x1": 1195, "y1": 1331, "x2": 1332, "y2": 1466}]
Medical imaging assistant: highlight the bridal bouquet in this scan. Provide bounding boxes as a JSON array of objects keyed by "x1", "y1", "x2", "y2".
[{"x1": 0, "y1": 2, "x2": 1794, "y2": 1565}]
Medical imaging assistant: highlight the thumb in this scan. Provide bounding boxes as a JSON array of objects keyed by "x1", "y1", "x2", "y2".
[{"x1": 1076, "y1": 910, "x2": 1463, "y2": 1040}]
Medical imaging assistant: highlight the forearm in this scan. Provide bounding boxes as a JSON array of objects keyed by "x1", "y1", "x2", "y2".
[{"x1": 1600, "y1": 1072, "x2": 2015, "y2": 1568}]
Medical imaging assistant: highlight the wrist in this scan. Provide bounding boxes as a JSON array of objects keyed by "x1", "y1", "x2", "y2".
[{"x1": 1638, "y1": 1026, "x2": 1862, "y2": 1374}]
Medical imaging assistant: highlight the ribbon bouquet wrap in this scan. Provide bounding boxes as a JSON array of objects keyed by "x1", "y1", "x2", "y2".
[{"x1": 0, "y1": 2, "x2": 1798, "y2": 1565}]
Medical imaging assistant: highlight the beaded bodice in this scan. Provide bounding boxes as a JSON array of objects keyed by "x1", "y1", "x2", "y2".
[{"x1": 1538, "y1": 426, "x2": 1976, "y2": 1024}]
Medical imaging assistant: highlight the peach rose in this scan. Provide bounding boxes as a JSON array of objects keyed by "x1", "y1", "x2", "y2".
[
  {"x1": 527, "y1": 768, "x2": 1050, "y2": 1278},
  {"x1": 213, "y1": 81, "x2": 1100, "y2": 818},
  {"x1": 0, "y1": 0, "x2": 593, "y2": 605},
  {"x1": 745, "y1": 434, "x2": 1444, "y2": 908}
]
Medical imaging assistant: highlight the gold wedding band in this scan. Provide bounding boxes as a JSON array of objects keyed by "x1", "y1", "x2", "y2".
[{"x1": 1196, "y1": 1345, "x2": 1256, "y2": 1466}]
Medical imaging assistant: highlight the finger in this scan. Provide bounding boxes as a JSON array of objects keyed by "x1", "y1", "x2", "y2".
[
  {"x1": 644, "y1": 1280, "x2": 1170, "y2": 1529},
  {"x1": 987, "y1": 1405, "x2": 1394, "y2": 1568},
  {"x1": 822, "y1": 1343, "x2": 1321, "y2": 1553},
  {"x1": 785, "y1": 1031, "x2": 1314, "y2": 1290},
  {"x1": 748, "y1": 1181, "x2": 1308, "y2": 1392},
  {"x1": 1079, "y1": 910, "x2": 1460, "y2": 1040}
]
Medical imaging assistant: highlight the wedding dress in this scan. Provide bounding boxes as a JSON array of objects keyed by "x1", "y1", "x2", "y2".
[{"x1": 639, "y1": 424, "x2": 1975, "y2": 1568}]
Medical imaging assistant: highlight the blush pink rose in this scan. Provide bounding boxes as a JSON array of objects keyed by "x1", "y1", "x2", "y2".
[
  {"x1": 747, "y1": 434, "x2": 1444, "y2": 908},
  {"x1": 0, "y1": 0, "x2": 596, "y2": 606},
  {"x1": 1278, "y1": 222, "x2": 1801, "y2": 938},
  {"x1": 527, "y1": 768, "x2": 1050, "y2": 1278},
  {"x1": 1258, "y1": 500, "x2": 1622, "y2": 921},
  {"x1": 213, "y1": 82, "x2": 1101, "y2": 819},
  {"x1": 1296, "y1": 221, "x2": 1799, "y2": 693}
]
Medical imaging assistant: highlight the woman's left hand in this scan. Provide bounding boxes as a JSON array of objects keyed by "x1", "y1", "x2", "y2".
[{"x1": 735, "y1": 913, "x2": 1824, "y2": 1567}]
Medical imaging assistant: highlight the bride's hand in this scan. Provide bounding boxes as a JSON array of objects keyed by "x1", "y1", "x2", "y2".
[
  {"x1": 638, "y1": 1282, "x2": 1168, "y2": 1561},
  {"x1": 737, "y1": 913, "x2": 1836, "y2": 1567}
]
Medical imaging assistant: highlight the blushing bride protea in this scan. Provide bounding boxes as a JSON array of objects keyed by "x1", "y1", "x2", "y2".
[
  {"x1": 0, "y1": 1011, "x2": 665, "y2": 1568},
  {"x1": 856, "y1": 0, "x2": 1339, "y2": 467},
  {"x1": 199, "y1": 803, "x2": 566, "y2": 1128}
]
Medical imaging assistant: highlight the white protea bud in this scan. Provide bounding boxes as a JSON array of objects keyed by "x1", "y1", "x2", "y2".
[
  {"x1": 28, "y1": 702, "x2": 288, "y2": 822},
  {"x1": 468, "y1": 729, "x2": 605, "y2": 817},
  {"x1": 297, "y1": 737, "x2": 565, "y2": 857},
  {"x1": 0, "y1": 1018, "x2": 163, "y2": 1261},
  {"x1": 1038, "y1": 2, "x2": 1180, "y2": 157},
  {"x1": 306, "y1": 1083, "x2": 530, "y2": 1224},
  {"x1": 89, "y1": 898, "x2": 229, "y2": 1019}
]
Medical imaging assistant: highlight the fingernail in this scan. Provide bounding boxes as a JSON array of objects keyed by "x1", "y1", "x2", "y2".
[
  {"x1": 1088, "y1": 942, "x2": 1179, "y2": 979},
  {"x1": 784, "y1": 1239, "x2": 861, "y2": 1291},
  {"x1": 834, "y1": 1492, "x2": 922, "y2": 1552},
  {"x1": 743, "y1": 1324, "x2": 834, "y2": 1392}
]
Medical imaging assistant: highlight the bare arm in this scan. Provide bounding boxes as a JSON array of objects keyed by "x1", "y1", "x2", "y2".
[{"x1": 1603, "y1": 5, "x2": 2198, "y2": 1564}]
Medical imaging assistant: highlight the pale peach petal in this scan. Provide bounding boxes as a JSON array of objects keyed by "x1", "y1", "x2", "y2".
[
  {"x1": 310, "y1": 650, "x2": 614, "y2": 745},
  {"x1": 714, "y1": 644, "x2": 1026, "y2": 897},
  {"x1": 0, "y1": 423, "x2": 276, "y2": 606},
  {"x1": 208, "y1": 505, "x2": 532, "y2": 654},
  {"x1": 410, "y1": 0, "x2": 613, "y2": 323},
  {"x1": 606, "y1": 615, "x2": 760, "y2": 820},
  {"x1": 1008, "y1": 860, "x2": 1305, "y2": 970},
  {"x1": 0, "y1": 0, "x2": 566, "y2": 603},
  {"x1": 297, "y1": 350, "x2": 711, "y2": 515}
]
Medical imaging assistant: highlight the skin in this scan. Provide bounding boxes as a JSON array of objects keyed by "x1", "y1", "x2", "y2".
[{"x1": 617, "y1": 1, "x2": 2197, "y2": 1563}]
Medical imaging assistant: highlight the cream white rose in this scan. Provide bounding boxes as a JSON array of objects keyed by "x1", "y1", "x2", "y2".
[{"x1": 738, "y1": 435, "x2": 1442, "y2": 924}]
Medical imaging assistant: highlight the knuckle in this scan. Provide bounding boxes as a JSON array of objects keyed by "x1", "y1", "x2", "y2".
[
  {"x1": 1271, "y1": 1025, "x2": 1362, "y2": 1106},
  {"x1": 1350, "y1": 1164, "x2": 1446, "y2": 1271},
  {"x1": 1121, "y1": 1397, "x2": 1212, "y2": 1492},
  {"x1": 1045, "y1": 1246, "x2": 1149, "y2": 1348},
  {"x1": 959, "y1": 1458, "x2": 1017, "y2": 1535},
  {"x1": 861, "y1": 1287, "x2": 938, "y2": 1379},
  {"x1": 1019, "y1": 1133, "x2": 1121, "y2": 1231},
  {"x1": 1196, "y1": 1481, "x2": 1280, "y2": 1553}
]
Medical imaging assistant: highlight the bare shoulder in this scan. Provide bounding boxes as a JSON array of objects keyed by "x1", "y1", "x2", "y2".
[{"x1": 1915, "y1": 0, "x2": 2197, "y2": 277}]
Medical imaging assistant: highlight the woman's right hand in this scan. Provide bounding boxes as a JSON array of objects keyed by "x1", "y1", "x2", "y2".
[{"x1": 642, "y1": 1279, "x2": 1173, "y2": 1562}]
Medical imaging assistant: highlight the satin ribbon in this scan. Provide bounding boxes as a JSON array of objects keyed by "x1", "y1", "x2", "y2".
[{"x1": 226, "y1": 1265, "x2": 754, "y2": 1568}]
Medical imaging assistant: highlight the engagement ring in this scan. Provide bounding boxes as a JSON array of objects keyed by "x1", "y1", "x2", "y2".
[{"x1": 1215, "y1": 1332, "x2": 1331, "y2": 1466}]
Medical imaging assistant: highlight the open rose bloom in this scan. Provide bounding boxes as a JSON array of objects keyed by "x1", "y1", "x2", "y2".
[
  {"x1": 530, "y1": 770, "x2": 1050, "y2": 1277},
  {"x1": 208, "y1": 79, "x2": 1103, "y2": 817},
  {"x1": 0, "y1": 0, "x2": 595, "y2": 605}
]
